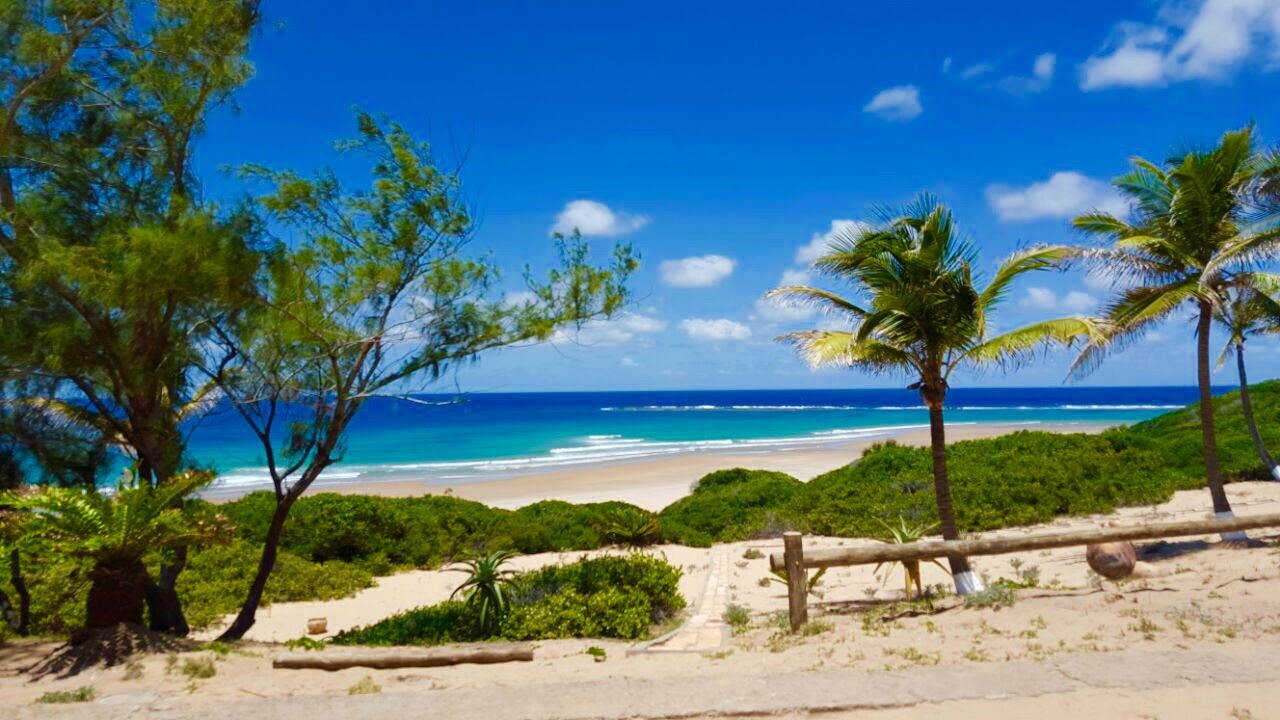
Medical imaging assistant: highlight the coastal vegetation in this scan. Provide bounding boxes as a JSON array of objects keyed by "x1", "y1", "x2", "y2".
[
  {"x1": 331, "y1": 553, "x2": 684, "y2": 646},
  {"x1": 3, "y1": 383, "x2": 1278, "y2": 640}
]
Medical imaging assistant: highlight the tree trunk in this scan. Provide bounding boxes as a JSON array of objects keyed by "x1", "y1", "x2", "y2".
[
  {"x1": 218, "y1": 495, "x2": 295, "y2": 641},
  {"x1": 146, "y1": 546, "x2": 190, "y2": 636},
  {"x1": 1197, "y1": 301, "x2": 1245, "y2": 541},
  {"x1": 1235, "y1": 341, "x2": 1278, "y2": 479},
  {"x1": 10, "y1": 549, "x2": 28, "y2": 636},
  {"x1": 924, "y1": 390, "x2": 983, "y2": 595},
  {"x1": 86, "y1": 559, "x2": 150, "y2": 631}
]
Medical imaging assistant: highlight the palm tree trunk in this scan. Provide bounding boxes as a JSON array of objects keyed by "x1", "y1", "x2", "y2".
[
  {"x1": 1198, "y1": 301, "x2": 1245, "y2": 541},
  {"x1": 86, "y1": 559, "x2": 150, "y2": 632},
  {"x1": 1235, "y1": 341, "x2": 1278, "y2": 480},
  {"x1": 218, "y1": 495, "x2": 295, "y2": 641},
  {"x1": 926, "y1": 395, "x2": 983, "y2": 595}
]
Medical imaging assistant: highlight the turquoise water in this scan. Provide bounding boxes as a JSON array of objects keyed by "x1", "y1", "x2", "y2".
[{"x1": 186, "y1": 386, "x2": 1201, "y2": 492}]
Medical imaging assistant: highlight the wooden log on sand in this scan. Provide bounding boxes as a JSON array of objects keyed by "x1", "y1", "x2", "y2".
[{"x1": 272, "y1": 644, "x2": 534, "y2": 671}]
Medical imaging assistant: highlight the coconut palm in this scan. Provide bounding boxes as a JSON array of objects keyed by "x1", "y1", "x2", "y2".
[
  {"x1": 768, "y1": 195, "x2": 1098, "y2": 595},
  {"x1": 1215, "y1": 285, "x2": 1280, "y2": 480},
  {"x1": 3, "y1": 470, "x2": 227, "y2": 631},
  {"x1": 1069, "y1": 126, "x2": 1280, "y2": 533}
]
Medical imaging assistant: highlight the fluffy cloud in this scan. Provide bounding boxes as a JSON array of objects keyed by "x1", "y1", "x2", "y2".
[
  {"x1": 550, "y1": 199, "x2": 649, "y2": 237},
  {"x1": 960, "y1": 62, "x2": 995, "y2": 79},
  {"x1": 862, "y1": 85, "x2": 922, "y2": 121},
  {"x1": 754, "y1": 294, "x2": 815, "y2": 324},
  {"x1": 1000, "y1": 53, "x2": 1057, "y2": 94},
  {"x1": 553, "y1": 312, "x2": 666, "y2": 346},
  {"x1": 795, "y1": 220, "x2": 863, "y2": 265},
  {"x1": 659, "y1": 254, "x2": 737, "y2": 288},
  {"x1": 780, "y1": 268, "x2": 810, "y2": 286},
  {"x1": 680, "y1": 318, "x2": 752, "y2": 342},
  {"x1": 986, "y1": 171, "x2": 1128, "y2": 222},
  {"x1": 1081, "y1": 0, "x2": 1280, "y2": 90},
  {"x1": 1020, "y1": 287, "x2": 1099, "y2": 313}
]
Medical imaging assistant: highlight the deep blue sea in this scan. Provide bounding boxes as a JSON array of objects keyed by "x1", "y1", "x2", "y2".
[{"x1": 185, "y1": 386, "x2": 1204, "y2": 493}]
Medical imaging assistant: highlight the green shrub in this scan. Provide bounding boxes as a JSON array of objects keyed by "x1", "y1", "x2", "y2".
[
  {"x1": 334, "y1": 553, "x2": 685, "y2": 646},
  {"x1": 658, "y1": 468, "x2": 807, "y2": 546},
  {"x1": 178, "y1": 540, "x2": 374, "y2": 628},
  {"x1": 36, "y1": 686, "x2": 95, "y2": 703}
]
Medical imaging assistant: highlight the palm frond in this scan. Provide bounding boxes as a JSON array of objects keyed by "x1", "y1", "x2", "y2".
[
  {"x1": 764, "y1": 286, "x2": 867, "y2": 319},
  {"x1": 961, "y1": 317, "x2": 1108, "y2": 369}
]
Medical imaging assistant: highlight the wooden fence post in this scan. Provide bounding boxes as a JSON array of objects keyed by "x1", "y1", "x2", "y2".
[{"x1": 783, "y1": 531, "x2": 807, "y2": 633}]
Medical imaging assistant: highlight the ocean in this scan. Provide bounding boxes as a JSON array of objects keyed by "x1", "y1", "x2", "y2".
[{"x1": 186, "y1": 386, "x2": 1203, "y2": 493}]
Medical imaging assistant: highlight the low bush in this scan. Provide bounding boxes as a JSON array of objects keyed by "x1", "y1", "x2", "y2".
[
  {"x1": 658, "y1": 468, "x2": 808, "y2": 546},
  {"x1": 178, "y1": 540, "x2": 375, "y2": 628},
  {"x1": 333, "y1": 552, "x2": 685, "y2": 646}
]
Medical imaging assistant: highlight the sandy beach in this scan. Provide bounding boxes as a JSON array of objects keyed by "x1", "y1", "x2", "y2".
[
  {"x1": 6, "y1": 479, "x2": 1280, "y2": 720},
  {"x1": 209, "y1": 421, "x2": 1114, "y2": 511}
]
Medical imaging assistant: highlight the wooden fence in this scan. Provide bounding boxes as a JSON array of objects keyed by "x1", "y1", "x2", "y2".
[{"x1": 768, "y1": 512, "x2": 1280, "y2": 632}]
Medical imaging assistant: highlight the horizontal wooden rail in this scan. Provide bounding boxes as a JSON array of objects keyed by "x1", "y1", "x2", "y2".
[{"x1": 769, "y1": 512, "x2": 1280, "y2": 573}]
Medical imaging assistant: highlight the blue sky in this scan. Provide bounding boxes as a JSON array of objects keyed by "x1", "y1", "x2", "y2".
[{"x1": 198, "y1": 0, "x2": 1280, "y2": 392}]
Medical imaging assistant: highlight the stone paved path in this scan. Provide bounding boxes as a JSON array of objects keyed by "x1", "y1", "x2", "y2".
[{"x1": 641, "y1": 545, "x2": 729, "y2": 653}]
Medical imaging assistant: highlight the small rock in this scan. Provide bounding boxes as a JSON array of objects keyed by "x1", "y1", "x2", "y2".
[{"x1": 1086, "y1": 541, "x2": 1137, "y2": 579}]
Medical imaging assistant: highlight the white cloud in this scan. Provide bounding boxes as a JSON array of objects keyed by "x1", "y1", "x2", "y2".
[
  {"x1": 754, "y1": 295, "x2": 816, "y2": 324},
  {"x1": 553, "y1": 312, "x2": 666, "y2": 346},
  {"x1": 1022, "y1": 287, "x2": 1059, "y2": 311},
  {"x1": 502, "y1": 290, "x2": 538, "y2": 308},
  {"x1": 1019, "y1": 287, "x2": 1099, "y2": 313},
  {"x1": 986, "y1": 171, "x2": 1128, "y2": 222},
  {"x1": 620, "y1": 356, "x2": 638, "y2": 367},
  {"x1": 862, "y1": 85, "x2": 922, "y2": 121},
  {"x1": 780, "y1": 268, "x2": 810, "y2": 286},
  {"x1": 1081, "y1": 0, "x2": 1280, "y2": 91},
  {"x1": 1063, "y1": 291, "x2": 1099, "y2": 313},
  {"x1": 659, "y1": 254, "x2": 737, "y2": 288},
  {"x1": 1000, "y1": 53, "x2": 1057, "y2": 94},
  {"x1": 941, "y1": 56, "x2": 953, "y2": 73},
  {"x1": 550, "y1": 199, "x2": 649, "y2": 237},
  {"x1": 680, "y1": 318, "x2": 752, "y2": 342},
  {"x1": 960, "y1": 62, "x2": 995, "y2": 79},
  {"x1": 796, "y1": 220, "x2": 863, "y2": 265}
]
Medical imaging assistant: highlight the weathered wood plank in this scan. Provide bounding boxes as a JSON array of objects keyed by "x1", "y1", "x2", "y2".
[
  {"x1": 272, "y1": 644, "x2": 534, "y2": 671},
  {"x1": 783, "y1": 531, "x2": 807, "y2": 632},
  {"x1": 768, "y1": 512, "x2": 1280, "y2": 572}
]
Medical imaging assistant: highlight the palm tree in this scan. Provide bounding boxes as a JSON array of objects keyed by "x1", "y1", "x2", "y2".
[
  {"x1": 768, "y1": 195, "x2": 1097, "y2": 595},
  {"x1": 1069, "y1": 126, "x2": 1280, "y2": 536},
  {"x1": 1215, "y1": 285, "x2": 1280, "y2": 480},
  {"x1": 4, "y1": 470, "x2": 226, "y2": 631}
]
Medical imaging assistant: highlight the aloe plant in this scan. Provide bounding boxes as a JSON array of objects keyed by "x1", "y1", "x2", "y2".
[
  {"x1": 875, "y1": 516, "x2": 949, "y2": 601},
  {"x1": 449, "y1": 549, "x2": 519, "y2": 635}
]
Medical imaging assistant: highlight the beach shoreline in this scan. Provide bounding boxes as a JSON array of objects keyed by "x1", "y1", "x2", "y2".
[{"x1": 202, "y1": 421, "x2": 1115, "y2": 511}]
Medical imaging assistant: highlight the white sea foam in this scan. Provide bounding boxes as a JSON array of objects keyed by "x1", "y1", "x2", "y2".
[{"x1": 208, "y1": 423, "x2": 945, "y2": 491}]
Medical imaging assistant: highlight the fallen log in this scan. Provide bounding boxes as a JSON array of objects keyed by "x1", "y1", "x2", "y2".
[{"x1": 272, "y1": 643, "x2": 534, "y2": 671}]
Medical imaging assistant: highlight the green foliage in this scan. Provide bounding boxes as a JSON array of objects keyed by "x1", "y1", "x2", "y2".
[
  {"x1": 962, "y1": 581, "x2": 1018, "y2": 609},
  {"x1": 284, "y1": 636, "x2": 327, "y2": 651},
  {"x1": 768, "y1": 567, "x2": 826, "y2": 599},
  {"x1": 217, "y1": 492, "x2": 656, "y2": 572},
  {"x1": 449, "y1": 550, "x2": 519, "y2": 635},
  {"x1": 348, "y1": 676, "x2": 381, "y2": 695},
  {"x1": 585, "y1": 645, "x2": 607, "y2": 659},
  {"x1": 36, "y1": 686, "x2": 95, "y2": 704},
  {"x1": 334, "y1": 553, "x2": 684, "y2": 646},
  {"x1": 723, "y1": 604, "x2": 751, "y2": 635},
  {"x1": 181, "y1": 657, "x2": 217, "y2": 680},
  {"x1": 658, "y1": 468, "x2": 807, "y2": 546},
  {"x1": 593, "y1": 506, "x2": 662, "y2": 548},
  {"x1": 178, "y1": 540, "x2": 374, "y2": 629}
]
